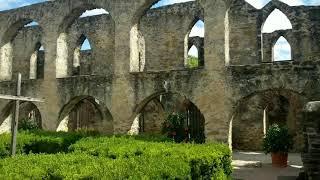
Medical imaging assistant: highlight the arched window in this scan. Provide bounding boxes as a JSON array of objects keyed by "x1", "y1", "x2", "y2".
[
  {"x1": 81, "y1": 38, "x2": 92, "y2": 51},
  {"x1": 56, "y1": 7, "x2": 111, "y2": 78},
  {"x1": 0, "y1": 19, "x2": 42, "y2": 81},
  {"x1": 185, "y1": 20, "x2": 204, "y2": 68},
  {"x1": 187, "y1": 45, "x2": 199, "y2": 68},
  {"x1": 73, "y1": 35, "x2": 92, "y2": 75},
  {"x1": 189, "y1": 20, "x2": 204, "y2": 38},
  {"x1": 30, "y1": 43, "x2": 45, "y2": 79},
  {"x1": 273, "y1": 36, "x2": 292, "y2": 61},
  {"x1": 262, "y1": 9, "x2": 292, "y2": 33},
  {"x1": 261, "y1": 9, "x2": 292, "y2": 62}
]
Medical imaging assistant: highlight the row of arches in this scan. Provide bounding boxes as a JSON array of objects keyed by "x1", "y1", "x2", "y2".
[
  {"x1": 0, "y1": 0, "x2": 301, "y2": 81},
  {"x1": 0, "y1": 88, "x2": 307, "y2": 151},
  {"x1": 0, "y1": 2, "x2": 205, "y2": 81},
  {"x1": 0, "y1": 92, "x2": 206, "y2": 144}
]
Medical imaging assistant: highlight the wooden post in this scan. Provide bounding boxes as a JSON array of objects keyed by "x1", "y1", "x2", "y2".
[{"x1": 10, "y1": 73, "x2": 21, "y2": 156}]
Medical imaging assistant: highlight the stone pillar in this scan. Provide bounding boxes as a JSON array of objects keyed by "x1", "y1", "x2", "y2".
[{"x1": 302, "y1": 101, "x2": 320, "y2": 180}]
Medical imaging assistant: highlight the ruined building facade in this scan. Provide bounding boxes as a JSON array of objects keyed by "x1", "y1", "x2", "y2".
[{"x1": 0, "y1": 0, "x2": 319, "y2": 152}]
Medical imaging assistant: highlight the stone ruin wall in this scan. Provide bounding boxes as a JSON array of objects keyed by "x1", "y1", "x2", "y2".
[{"x1": 0, "y1": 0, "x2": 319, "y2": 151}]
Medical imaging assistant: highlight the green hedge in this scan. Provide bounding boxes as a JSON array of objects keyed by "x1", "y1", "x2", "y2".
[
  {"x1": 69, "y1": 136, "x2": 232, "y2": 179},
  {"x1": 0, "y1": 130, "x2": 97, "y2": 158},
  {"x1": 0, "y1": 133, "x2": 232, "y2": 179},
  {"x1": 0, "y1": 153, "x2": 192, "y2": 179}
]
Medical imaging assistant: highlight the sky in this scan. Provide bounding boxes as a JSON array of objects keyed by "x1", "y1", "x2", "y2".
[{"x1": 1, "y1": 0, "x2": 319, "y2": 60}]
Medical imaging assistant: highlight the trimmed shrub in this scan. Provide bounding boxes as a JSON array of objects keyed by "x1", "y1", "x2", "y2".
[
  {"x1": 0, "y1": 132, "x2": 232, "y2": 179},
  {"x1": 0, "y1": 130, "x2": 98, "y2": 158},
  {"x1": 0, "y1": 153, "x2": 191, "y2": 179},
  {"x1": 69, "y1": 136, "x2": 232, "y2": 179}
]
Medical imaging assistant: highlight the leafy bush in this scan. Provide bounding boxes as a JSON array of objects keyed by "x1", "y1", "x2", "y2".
[
  {"x1": 0, "y1": 153, "x2": 192, "y2": 179},
  {"x1": 19, "y1": 118, "x2": 40, "y2": 131},
  {"x1": 162, "y1": 113, "x2": 188, "y2": 143},
  {"x1": 69, "y1": 136, "x2": 232, "y2": 179},
  {"x1": 0, "y1": 130, "x2": 98, "y2": 158},
  {"x1": 187, "y1": 55, "x2": 199, "y2": 68},
  {"x1": 0, "y1": 132, "x2": 232, "y2": 179},
  {"x1": 263, "y1": 124, "x2": 294, "y2": 154}
]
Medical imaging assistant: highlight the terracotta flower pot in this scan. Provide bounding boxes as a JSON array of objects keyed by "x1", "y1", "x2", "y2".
[{"x1": 271, "y1": 152, "x2": 288, "y2": 168}]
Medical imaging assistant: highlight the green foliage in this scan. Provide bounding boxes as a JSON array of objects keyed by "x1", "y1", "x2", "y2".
[
  {"x1": 0, "y1": 153, "x2": 192, "y2": 179},
  {"x1": 18, "y1": 118, "x2": 39, "y2": 131},
  {"x1": 162, "y1": 113, "x2": 188, "y2": 142},
  {"x1": 69, "y1": 136, "x2": 232, "y2": 179},
  {"x1": 263, "y1": 124, "x2": 294, "y2": 154},
  {"x1": 0, "y1": 131, "x2": 232, "y2": 179},
  {"x1": 0, "y1": 130, "x2": 97, "y2": 158},
  {"x1": 187, "y1": 55, "x2": 199, "y2": 68}
]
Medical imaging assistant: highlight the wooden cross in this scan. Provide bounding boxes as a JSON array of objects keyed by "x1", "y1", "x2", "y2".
[{"x1": 0, "y1": 73, "x2": 44, "y2": 156}]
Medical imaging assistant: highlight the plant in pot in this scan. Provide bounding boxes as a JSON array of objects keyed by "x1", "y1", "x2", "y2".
[{"x1": 263, "y1": 124, "x2": 294, "y2": 168}]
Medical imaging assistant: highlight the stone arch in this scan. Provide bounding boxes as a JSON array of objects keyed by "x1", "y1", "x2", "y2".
[
  {"x1": 261, "y1": 9, "x2": 293, "y2": 33},
  {"x1": 56, "y1": 4, "x2": 113, "y2": 78},
  {"x1": 0, "y1": 19, "x2": 43, "y2": 81},
  {"x1": 57, "y1": 95, "x2": 113, "y2": 133},
  {"x1": 72, "y1": 34, "x2": 93, "y2": 75},
  {"x1": 260, "y1": 1, "x2": 295, "y2": 30},
  {"x1": 0, "y1": 101, "x2": 42, "y2": 133},
  {"x1": 30, "y1": 42, "x2": 45, "y2": 79},
  {"x1": 130, "y1": 91, "x2": 205, "y2": 143},
  {"x1": 184, "y1": 18, "x2": 204, "y2": 68},
  {"x1": 231, "y1": 89, "x2": 308, "y2": 152},
  {"x1": 130, "y1": 0, "x2": 182, "y2": 72},
  {"x1": 260, "y1": 8, "x2": 293, "y2": 62}
]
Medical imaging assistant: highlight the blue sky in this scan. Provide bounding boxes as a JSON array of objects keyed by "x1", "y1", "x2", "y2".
[{"x1": 1, "y1": 0, "x2": 319, "y2": 60}]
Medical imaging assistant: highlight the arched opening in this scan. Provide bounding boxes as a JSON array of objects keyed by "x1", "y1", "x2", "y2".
[
  {"x1": 24, "y1": 21, "x2": 39, "y2": 27},
  {"x1": 151, "y1": 0, "x2": 195, "y2": 8},
  {"x1": 130, "y1": 92, "x2": 205, "y2": 143},
  {"x1": 262, "y1": 9, "x2": 292, "y2": 33},
  {"x1": 0, "y1": 19, "x2": 42, "y2": 81},
  {"x1": 79, "y1": 8, "x2": 109, "y2": 18},
  {"x1": 0, "y1": 101, "x2": 42, "y2": 133},
  {"x1": 187, "y1": 45, "x2": 199, "y2": 68},
  {"x1": 185, "y1": 20, "x2": 204, "y2": 68},
  {"x1": 273, "y1": 36, "x2": 292, "y2": 61},
  {"x1": 131, "y1": 0, "x2": 202, "y2": 72},
  {"x1": 261, "y1": 9, "x2": 292, "y2": 62},
  {"x1": 231, "y1": 90, "x2": 307, "y2": 152},
  {"x1": 56, "y1": 6, "x2": 112, "y2": 78},
  {"x1": 30, "y1": 43, "x2": 45, "y2": 79},
  {"x1": 73, "y1": 35, "x2": 92, "y2": 75},
  {"x1": 57, "y1": 96, "x2": 113, "y2": 133},
  {"x1": 189, "y1": 20, "x2": 204, "y2": 38}
]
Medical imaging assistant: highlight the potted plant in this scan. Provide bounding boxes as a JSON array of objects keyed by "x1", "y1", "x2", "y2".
[{"x1": 263, "y1": 124, "x2": 294, "y2": 167}]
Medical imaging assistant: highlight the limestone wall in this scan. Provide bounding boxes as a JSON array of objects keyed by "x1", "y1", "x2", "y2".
[{"x1": 0, "y1": 0, "x2": 318, "y2": 149}]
